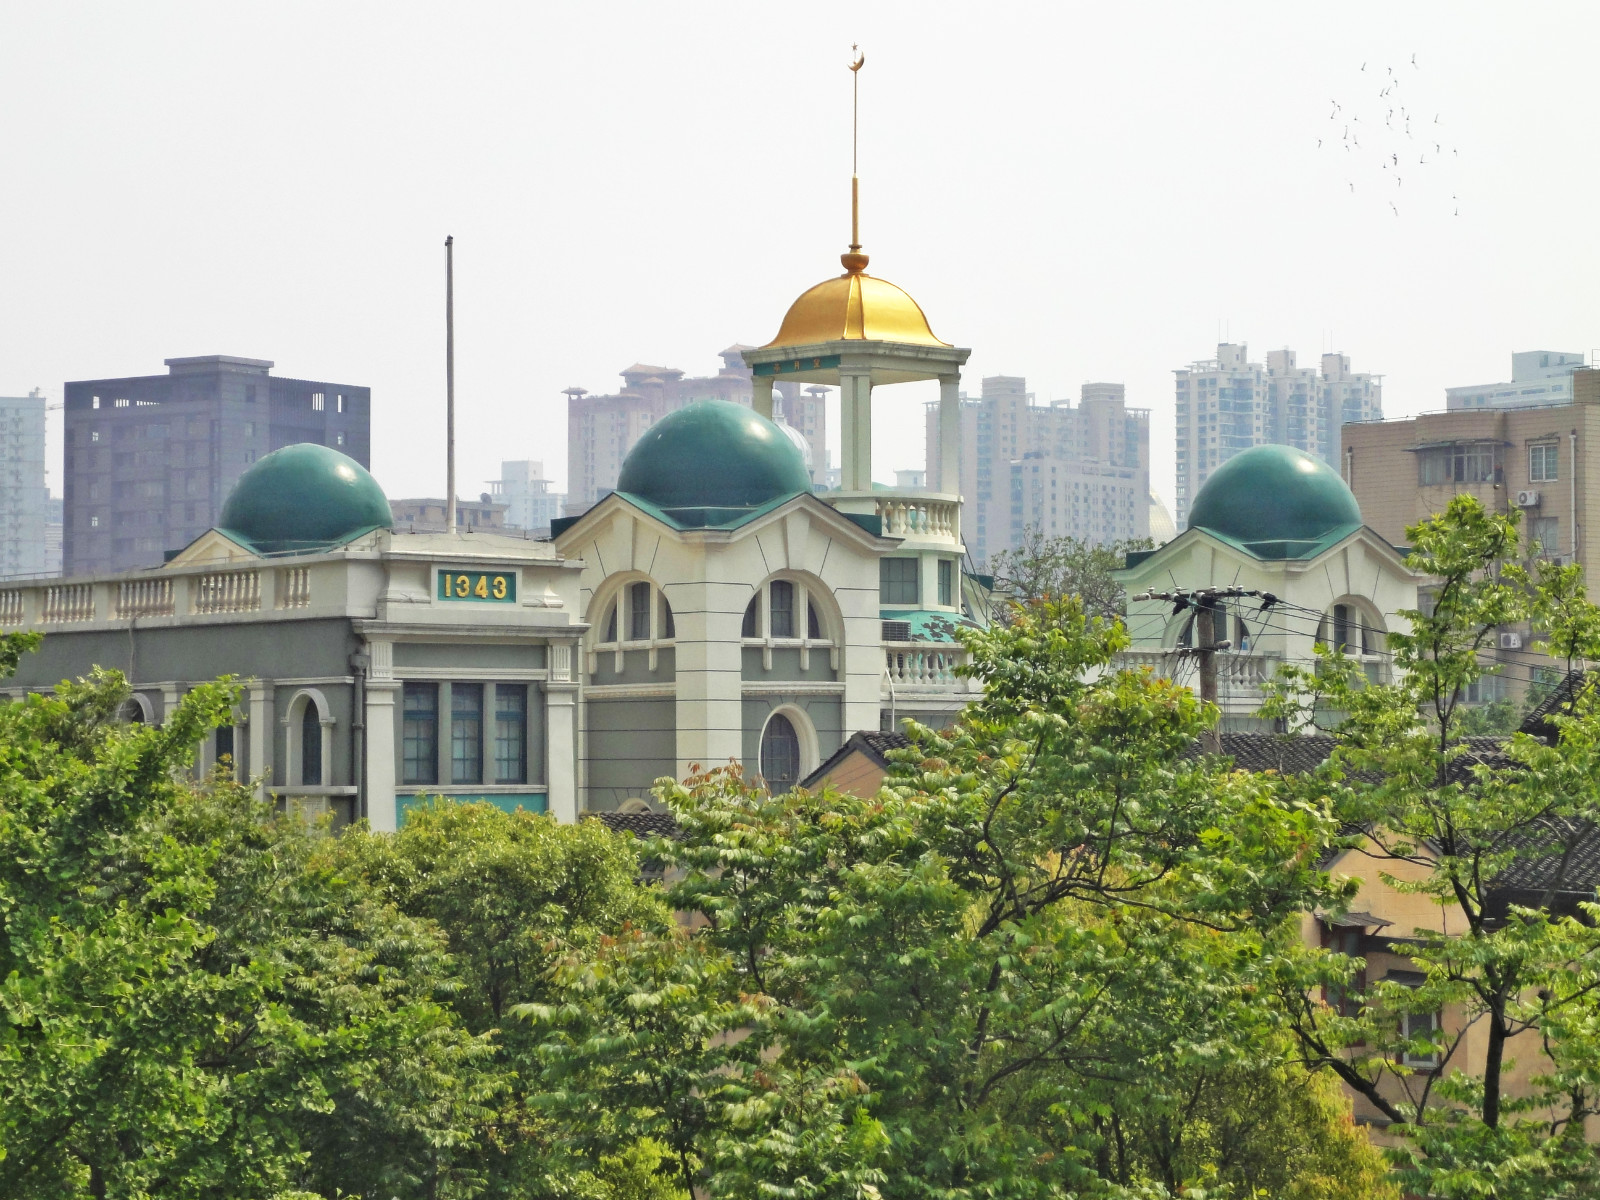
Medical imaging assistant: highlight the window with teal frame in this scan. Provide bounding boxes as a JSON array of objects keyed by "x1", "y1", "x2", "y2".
[
  {"x1": 495, "y1": 685, "x2": 527, "y2": 784},
  {"x1": 451, "y1": 683, "x2": 483, "y2": 785},
  {"x1": 402, "y1": 684, "x2": 438, "y2": 785}
]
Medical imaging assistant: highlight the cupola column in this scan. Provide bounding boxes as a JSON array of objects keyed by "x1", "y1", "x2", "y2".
[
  {"x1": 938, "y1": 373, "x2": 961, "y2": 495},
  {"x1": 752, "y1": 375, "x2": 775, "y2": 421},
  {"x1": 841, "y1": 370, "x2": 874, "y2": 492}
]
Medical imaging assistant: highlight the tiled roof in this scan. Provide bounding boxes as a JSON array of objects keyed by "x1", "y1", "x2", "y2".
[
  {"x1": 1519, "y1": 669, "x2": 1595, "y2": 743},
  {"x1": 588, "y1": 810, "x2": 682, "y2": 840},
  {"x1": 800, "y1": 729, "x2": 914, "y2": 789}
]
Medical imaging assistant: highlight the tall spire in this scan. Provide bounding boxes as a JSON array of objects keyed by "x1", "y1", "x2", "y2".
[{"x1": 843, "y1": 46, "x2": 869, "y2": 276}]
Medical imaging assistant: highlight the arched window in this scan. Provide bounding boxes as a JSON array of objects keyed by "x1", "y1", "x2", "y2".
[
  {"x1": 808, "y1": 600, "x2": 822, "y2": 639},
  {"x1": 660, "y1": 594, "x2": 675, "y2": 639},
  {"x1": 629, "y1": 581, "x2": 652, "y2": 640},
  {"x1": 769, "y1": 580, "x2": 795, "y2": 637},
  {"x1": 603, "y1": 602, "x2": 618, "y2": 643},
  {"x1": 742, "y1": 593, "x2": 761, "y2": 638},
  {"x1": 300, "y1": 701, "x2": 322, "y2": 785},
  {"x1": 760, "y1": 713, "x2": 800, "y2": 795}
]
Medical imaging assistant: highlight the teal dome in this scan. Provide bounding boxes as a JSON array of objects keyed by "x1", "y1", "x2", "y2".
[
  {"x1": 616, "y1": 400, "x2": 812, "y2": 521},
  {"x1": 218, "y1": 443, "x2": 391, "y2": 554},
  {"x1": 1187, "y1": 445, "x2": 1362, "y2": 557}
]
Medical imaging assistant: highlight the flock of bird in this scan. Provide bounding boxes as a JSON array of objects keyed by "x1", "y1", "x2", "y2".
[{"x1": 1318, "y1": 53, "x2": 1461, "y2": 219}]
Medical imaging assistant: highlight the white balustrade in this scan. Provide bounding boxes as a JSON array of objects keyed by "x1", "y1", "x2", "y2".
[
  {"x1": 42, "y1": 583, "x2": 94, "y2": 624},
  {"x1": 884, "y1": 642, "x2": 968, "y2": 688},
  {"x1": 193, "y1": 570, "x2": 261, "y2": 614},
  {"x1": 113, "y1": 577, "x2": 174, "y2": 618},
  {"x1": 874, "y1": 496, "x2": 960, "y2": 539},
  {"x1": 275, "y1": 566, "x2": 311, "y2": 609}
]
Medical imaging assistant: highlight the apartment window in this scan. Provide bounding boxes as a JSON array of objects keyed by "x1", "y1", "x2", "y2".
[
  {"x1": 300, "y1": 702, "x2": 323, "y2": 786},
  {"x1": 336, "y1": 433, "x2": 345, "y2": 446},
  {"x1": 311, "y1": 392, "x2": 326, "y2": 412},
  {"x1": 402, "y1": 684, "x2": 439, "y2": 785},
  {"x1": 494, "y1": 685, "x2": 527, "y2": 784},
  {"x1": 336, "y1": 394, "x2": 345, "y2": 413},
  {"x1": 1530, "y1": 442, "x2": 1559, "y2": 483},
  {"x1": 1530, "y1": 516, "x2": 1560, "y2": 554},
  {"x1": 243, "y1": 422, "x2": 255, "y2": 437},
  {"x1": 89, "y1": 515, "x2": 100, "y2": 528},
  {"x1": 92, "y1": 396, "x2": 100, "y2": 409},
  {"x1": 90, "y1": 430, "x2": 100, "y2": 443},
  {"x1": 769, "y1": 580, "x2": 795, "y2": 637},
  {"x1": 629, "y1": 581, "x2": 651, "y2": 640},
  {"x1": 938, "y1": 559, "x2": 953, "y2": 607},
  {"x1": 880, "y1": 557, "x2": 919, "y2": 605},
  {"x1": 760, "y1": 713, "x2": 800, "y2": 794},
  {"x1": 451, "y1": 683, "x2": 483, "y2": 785},
  {"x1": 1418, "y1": 443, "x2": 1495, "y2": 486}
]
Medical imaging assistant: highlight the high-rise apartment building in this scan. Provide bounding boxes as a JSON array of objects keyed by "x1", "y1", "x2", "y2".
[
  {"x1": 924, "y1": 376, "x2": 1149, "y2": 566},
  {"x1": 1446, "y1": 350, "x2": 1588, "y2": 411},
  {"x1": 564, "y1": 346, "x2": 826, "y2": 515},
  {"x1": 489, "y1": 461, "x2": 566, "y2": 535},
  {"x1": 0, "y1": 390, "x2": 50, "y2": 579},
  {"x1": 63, "y1": 356, "x2": 370, "y2": 575},
  {"x1": 1174, "y1": 343, "x2": 1381, "y2": 528}
]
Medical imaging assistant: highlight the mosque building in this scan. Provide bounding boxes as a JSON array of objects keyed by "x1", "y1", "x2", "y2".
[
  {"x1": 0, "y1": 203, "x2": 991, "y2": 824},
  {"x1": 1116, "y1": 444, "x2": 1423, "y2": 728}
]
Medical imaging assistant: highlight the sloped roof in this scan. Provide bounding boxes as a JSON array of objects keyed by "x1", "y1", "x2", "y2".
[
  {"x1": 588, "y1": 810, "x2": 682, "y2": 840},
  {"x1": 800, "y1": 729, "x2": 913, "y2": 790}
]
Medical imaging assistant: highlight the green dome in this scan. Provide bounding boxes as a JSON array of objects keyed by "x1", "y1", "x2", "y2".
[
  {"x1": 218, "y1": 443, "x2": 391, "y2": 554},
  {"x1": 1187, "y1": 445, "x2": 1362, "y2": 556},
  {"x1": 616, "y1": 400, "x2": 811, "y2": 518}
]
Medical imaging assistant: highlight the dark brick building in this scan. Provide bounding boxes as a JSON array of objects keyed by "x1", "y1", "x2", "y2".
[{"x1": 63, "y1": 356, "x2": 371, "y2": 575}]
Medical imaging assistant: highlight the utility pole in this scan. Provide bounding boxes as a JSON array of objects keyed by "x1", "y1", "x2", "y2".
[
  {"x1": 445, "y1": 235, "x2": 457, "y2": 535},
  {"x1": 1196, "y1": 596, "x2": 1221, "y2": 753}
]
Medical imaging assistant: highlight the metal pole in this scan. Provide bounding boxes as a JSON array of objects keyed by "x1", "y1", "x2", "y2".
[
  {"x1": 1197, "y1": 597, "x2": 1221, "y2": 753},
  {"x1": 445, "y1": 236, "x2": 457, "y2": 534}
]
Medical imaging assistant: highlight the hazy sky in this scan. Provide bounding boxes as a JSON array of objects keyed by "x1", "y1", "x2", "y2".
[{"x1": 4, "y1": 2, "x2": 1598, "y2": 513}]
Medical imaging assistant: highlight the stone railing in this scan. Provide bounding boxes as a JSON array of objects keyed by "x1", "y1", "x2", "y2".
[
  {"x1": 113, "y1": 577, "x2": 174, "y2": 619},
  {"x1": 42, "y1": 583, "x2": 95, "y2": 624},
  {"x1": 194, "y1": 569, "x2": 261, "y2": 614},
  {"x1": 275, "y1": 566, "x2": 311, "y2": 609},
  {"x1": 1115, "y1": 649, "x2": 1285, "y2": 713},
  {"x1": 828, "y1": 489, "x2": 962, "y2": 546},
  {"x1": 0, "y1": 589, "x2": 23, "y2": 627},
  {"x1": 883, "y1": 641, "x2": 977, "y2": 691}
]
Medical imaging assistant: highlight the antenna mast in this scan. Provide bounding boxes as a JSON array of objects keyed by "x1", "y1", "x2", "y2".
[
  {"x1": 849, "y1": 45, "x2": 865, "y2": 255},
  {"x1": 445, "y1": 236, "x2": 456, "y2": 534}
]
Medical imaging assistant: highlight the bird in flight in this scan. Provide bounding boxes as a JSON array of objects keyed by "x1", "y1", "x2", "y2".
[
  {"x1": 1412, "y1": 52, "x2": 1418, "y2": 67},
  {"x1": 1390, "y1": 200, "x2": 1399, "y2": 215}
]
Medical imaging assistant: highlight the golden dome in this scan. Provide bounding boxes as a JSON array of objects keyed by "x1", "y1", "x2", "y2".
[{"x1": 764, "y1": 253, "x2": 949, "y2": 349}]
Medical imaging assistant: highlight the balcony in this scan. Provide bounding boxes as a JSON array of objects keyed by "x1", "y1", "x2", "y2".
[
  {"x1": 1115, "y1": 649, "x2": 1284, "y2": 721},
  {"x1": 827, "y1": 489, "x2": 962, "y2": 550},
  {"x1": 0, "y1": 564, "x2": 319, "y2": 629}
]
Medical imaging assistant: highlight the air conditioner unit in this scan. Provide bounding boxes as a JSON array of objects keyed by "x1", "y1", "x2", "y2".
[
  {"x1": 1514, "y1": 490, "x2": 1541, "y2": 508},
  {"x1": 1499, "y1": 632, "x2": 1523, "y2": 650}
]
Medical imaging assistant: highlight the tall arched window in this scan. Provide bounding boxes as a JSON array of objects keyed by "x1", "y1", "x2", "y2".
[
  {"x1": 300, "y1": 701, "x2": 322, "y2": 785},
  {"x1": 760, "y1": 713, "x2": 800, "y2": 795}
]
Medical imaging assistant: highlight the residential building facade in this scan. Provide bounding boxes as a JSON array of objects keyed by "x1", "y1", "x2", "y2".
[
  {"x1": 489, "y1": 461, "x2": 566, "y2": 535},
  {"x1": 0, "y1": 390, "x2": 50, "y2": 578},
  {"x1": 62, "y1": 356, "x2": 370, "y2": 576},
  {"x1": 563, "y1": 347, "x2": 827, "y2": 515},
  {"x1": 390, "y1": 496, "x2": 509, "y2": 533},
  {"x1": 1174, "y1": 344, "x2": 1382, "y2": 528},
  {"x1": 1341, "y1": 372, "x2": 1600, "y2": 703},
  {"x1": 1446, "y1": 349, "x2": 1588, "y2": 411},
  {"x1": 924, "y1": 376, "x2": 1150, "y2": 566}
]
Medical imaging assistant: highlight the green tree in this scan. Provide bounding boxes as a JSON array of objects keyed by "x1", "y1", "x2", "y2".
[
  {"x1": 988, "y1": 528, "x2": 1151, "y2": 619},
  {"x1": 528, "y1": 598, "x2": 1390, "y2": 1198},
  {"x1": 1264, "y1": 495, "x2": 1600, "y2": 1197},
  {"x1": 0, "y1": 642, "x2": 492, "y2": 1199},
  {"x1": 328, "y1": 800, "x2": 683, "y2": 1200}
]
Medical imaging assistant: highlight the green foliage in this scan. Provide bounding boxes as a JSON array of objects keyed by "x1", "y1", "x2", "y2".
[
  {"x1": 0, "y1": 640, "x2": 492, "y2": 1199},
  {"x1": 523, "y1": 599, "x2": 1387, "y2": 1198},
  {"x1": 1264, "y1": 495, "x2": 1600, "y2": 1195},
  {"x1": 988, "y1": 528, "x2": 1151, "y2": 619},
  {"x1": 326, "y1": 800, "x2": 678, "y2": 1200}
]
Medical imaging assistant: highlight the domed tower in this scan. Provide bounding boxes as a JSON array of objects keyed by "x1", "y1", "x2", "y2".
[
  {"x1": 216, "y1": 443, "x2": 392, "y2": 554},
  {"x1": 1116, "y1": 444, "x2": 1423, "y2": 730}
]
